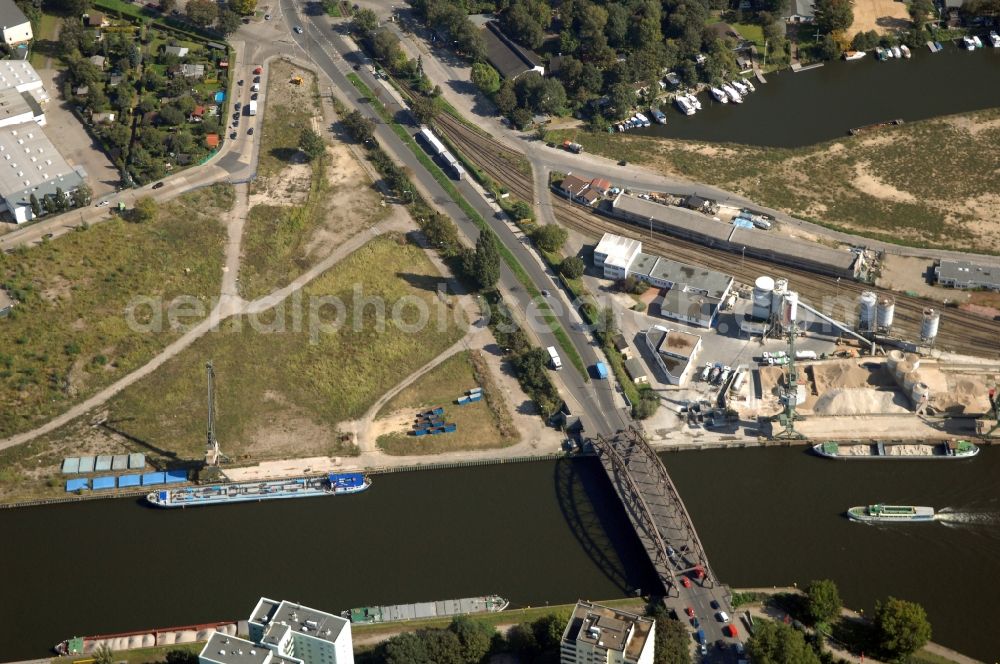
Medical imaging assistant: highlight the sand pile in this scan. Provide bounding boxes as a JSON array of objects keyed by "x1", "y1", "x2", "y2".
[
  {"x1": 810, "y1": 359, "x2": 884, "y2": 394},
  {"x1": 813, "y1": 387, "x2": 910, "y2": 415},
  {"x1": 929, "y1": 377, "x2": 991, "y2": 415}
]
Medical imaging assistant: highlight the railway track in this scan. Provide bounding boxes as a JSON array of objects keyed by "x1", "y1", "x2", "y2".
[{"x1": 433, "y1": 111, "x2": 1000, "y2": 358}]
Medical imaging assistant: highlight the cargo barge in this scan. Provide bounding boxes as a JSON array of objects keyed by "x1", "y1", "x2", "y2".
[
  {"x1": 55, "y1": 620, "x2": 241, "y2": 655},
  {"x1": 344, "y1": 595, "x2": 509, "y2": 624},
  {"x1": 146, "y1": 472, "x2": 370, "y2": 508},
  {"x1": 847, "y1": 504, "x2": 936, "y2": 523},
  {"x1": 813, "y1": 440, "x2": 979, "y2": 460}
]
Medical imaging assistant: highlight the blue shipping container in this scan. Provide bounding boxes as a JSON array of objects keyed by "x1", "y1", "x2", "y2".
[
  {"x1": 117, "y1": 474, "x2": 142, "y2": 488},
  {"x1": 142, "y1": 472, "x2": 166, "y2": 486},
  {"x1": 165, "y1": 470, "x2": 188, "y2": 484},
  {"x1": 92, "y1": 476, "x2": 117, "y2": 490},
  {"x1": 65, "y1": 478, "x2": 90, "y2": 492}
]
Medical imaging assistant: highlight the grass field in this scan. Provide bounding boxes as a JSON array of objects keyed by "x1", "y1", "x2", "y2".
[
  {"x1": 101, "y1": 234, "x2": 466, "y2": 463},
  {"x1": 255, "y1": 61, "x2": 322, "y2": 181},
  {"x1": 0, "y1": 184, "x2": 232, "y2": 439},
  {"x1": 374, "y1": 350, "x2": 518, "y2": 455},
  {"x1": 547, "y1": 108, "x2": 1000, "y2": 253}
]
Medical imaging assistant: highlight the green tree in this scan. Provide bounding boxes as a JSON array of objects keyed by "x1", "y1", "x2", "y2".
[
  {"x1": 53, "y1": 187, "x2": 68, "y2": 212},
  {"x1": 72, "y1": 183, "x2": 93, "y2": 208},
  {"x1": 649, "y1": 607, "x2": 692, "y2": 664},
  {"x1": 561, "y1": 256, "x2": 585, "y2": 279},
  {"x1": 806, "y1": 579, "x2": 842, "y2": 624},
  {"x1": 342, "y1": 110, "x2": 375, "y2": 143},
  {"x1": 747, "y1": 620, "x2": 821, "y2": 664},
  {"x1": 29, "y1": 193, "x2": 40, "y2": 217},
  {"x1": 218, "y1": 9, "x2": 242, "y2": 36},
  {"x1": 471, "y1": 62, "x2": 501, "y2": 95},
  {"x1": 818, "y1": 33, "x2": 842, "y2": 59},
  {"x1": 909, "y1": 0, "x2": 934, "y2": 28},
  {"x1": 409, "y1": 94, "x2": 440, "y2": 124},
  {"x1": 501, "y1": 1, "x2": 545, "y2": 49},
  {"x1": 132, "y1": 196, "x2": 158, "y2": 223},
  {"x1": 874, "y1": 596, "x2": 932, "y2": 661},
  {"x1": 421, "y1": 213, "x2": 459, "y2": 253},
  {"x1": 813, "y1": 0, "x2": 855, "y2": 34},
  {"x1": 229, "y1": 0, "x2": 256, "y2": 15},
  {"x1": 350, "y1": 7, "x2": 379, "y2": 35},
  {"x1": 468, "y1": 231, "x2": 501, "y2": 291},
  {"x1": 164, "y1": 650, "x2": 198, "y2": 664},
  {"x1": 509, "y1": 199, "x2": 533, "y2": 221},
  {"x1": 185, "y1": 0, "x2": 218, "y2": 27},
  {"x1": 532, "y1": 223, "x2": 568, "y2": 252},
  {"x1": 449, "y1": 615, "x2": 493, "y2": 663},
  {"x1": 299, "y1": 128, "x2": 326, "y2": 161},
  {"x1": 505, "y1": 622, "x2": 539, "y2": 657}
]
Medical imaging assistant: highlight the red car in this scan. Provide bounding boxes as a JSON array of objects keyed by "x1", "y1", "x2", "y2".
[
  {"x1": 253, "y1": 66, "x2": 263, "y2": 75},
  {"x1": 686, "y1": 606, "x2": 695, "y2": 617},
  {"x1": 681, "y1": 577, "x2": 691, "y2": 588}
]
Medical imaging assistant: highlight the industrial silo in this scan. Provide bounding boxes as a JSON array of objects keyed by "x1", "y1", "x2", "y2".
[
  {"x1": 876, "y1": 295, "x2": 895, "y2": 331},
  {"x1": 858, "y1": 291, "x2": 878, "y2": 331},
  {"x1": 920, "y1": 309, "x2": 940, "y2": 343},
  {"x1": 753, "y1": 276, "x2": 775, "y2": 320}
]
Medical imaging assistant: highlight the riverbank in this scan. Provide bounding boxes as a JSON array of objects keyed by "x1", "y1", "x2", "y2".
[{"x1": 547, "y1": 106, "x2": 1000, "y2": 255}]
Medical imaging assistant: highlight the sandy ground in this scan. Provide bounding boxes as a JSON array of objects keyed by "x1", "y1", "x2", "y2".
[{"x1": 848, "y1": 0, "x2": 911, "y2": 35}]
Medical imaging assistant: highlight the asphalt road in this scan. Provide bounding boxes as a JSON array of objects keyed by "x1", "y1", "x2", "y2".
[{"x1": 280, "y1": 0, "x2": 628, "y2": 437}]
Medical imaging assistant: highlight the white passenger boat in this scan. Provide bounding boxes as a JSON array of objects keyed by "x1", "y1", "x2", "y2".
[
  {"x1": 685, "y1": 93, "x2": 702, "y2": 110},
  {"x1": 990, "y1": 30, "x2": 1000, "y2": 47},
  {"x1": 674, "y1": 95, "x2": 695, "y2": 115},
  {"x1": 900, "y1": 44, "x2": 911, "y2": 58},
  {"x1": 848, "y1": 504, "x2": 936, "y2": 523},
  {"x1": 710, "y1": 86, "x2": 728, "y2": 103},
  {"x1": 722, "y1": 84, "x2": 742, "y2": 103},
  {"x1": 843, "y1": 50, "x2": 866, "y2": 61}
]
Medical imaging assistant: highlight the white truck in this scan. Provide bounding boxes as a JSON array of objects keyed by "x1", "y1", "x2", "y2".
[
  {"x1": 795, "y1": 350, "x2": 818, "y2": 360},
  {"x1": 546, "y1": 346, "x2": 563, "y2": 371},
  {"x1": 247, "y1": 100, "x2": 258, "y2": 116}
]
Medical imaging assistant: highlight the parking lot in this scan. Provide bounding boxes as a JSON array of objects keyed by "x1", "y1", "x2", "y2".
[{"x1": 37, "y1": 68, "x2": 121, "y2": 199}]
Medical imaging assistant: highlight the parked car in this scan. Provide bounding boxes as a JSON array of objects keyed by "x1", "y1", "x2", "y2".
[
  {"x1": 293, "y1": 25, "x2": 303, "y2": 33},
  {"x1": 247, "y1": 127, "x2": 254, "y2": 135},
  {"x1": 716, "y1": 611, "x2": 730, "y2": 623},
  {"x1": 264, "y1": 13, "x2": 271, "y2": 19},
  {"x1": 152, "y1": 181, "x2": 165, "y2": 189},
  {"x1": 710, "y1": 600, "x2": 720, "y2": 610},
  {"x1": 230, "y1": 131, "x2": 237, "y2": 139},
  {"x1": 681, "y1": 577, "x2": 691, "y2": 588},
  {"x1": 237, "y1": 79, "x2": 244, "y2": 86},
  {"x1": 686, "y1": 606, "x2": 695, "y2": 617}
]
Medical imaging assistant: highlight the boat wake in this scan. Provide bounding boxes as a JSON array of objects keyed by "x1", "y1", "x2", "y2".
[{"x1": 935, "y1": 509, "x2": 1000, "y2": 526}]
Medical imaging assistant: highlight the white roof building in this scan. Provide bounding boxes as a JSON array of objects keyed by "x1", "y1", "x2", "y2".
[
  {"x1": 594, "y1": 232, "x2": 642, "y2": 279},
  {"x1": 560, "y1": 601, "x2": 655, "y2": 664},
  {"x1": 0, "y1": 59, "x2": 43, "y2": 95},
  {"x1": 0, "y1": 88, "x2": 44, "y2": 128},
  {"x1": 0, "y1": 123, "x2": 86, "y2": 223}
]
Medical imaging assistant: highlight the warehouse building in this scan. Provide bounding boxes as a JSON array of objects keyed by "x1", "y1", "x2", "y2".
[
  {"x1": 643, "y1": 325, "x2": 703, "y2": 385},
  {"x1": 935, "y1": 260, "x2": 1000, "y2": 291},
  {"x1": 560, "y1": 600, "x2": 655, "y2": 664},
  {"x1": 469, "y1": 16, "x2": 545, "y2": 80},
  {"x1": 610, "y1": 193, "x2": 859, "y2": 279},
  {"x1": 0, "y1": 123, "x2": 86, "y2": 223},
  {"x1": 593, "y1": 232, "x2": 733, "y2": 327}
]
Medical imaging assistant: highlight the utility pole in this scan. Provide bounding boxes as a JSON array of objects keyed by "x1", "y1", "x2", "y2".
[{"x1": 762, "y1": 39, "x2": 768, "y2": 70}]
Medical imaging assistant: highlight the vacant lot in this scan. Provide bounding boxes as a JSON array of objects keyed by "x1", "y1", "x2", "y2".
[
  {"x1": 0, "y1": 184, "x2": 231, "y2": 438},
  {"x1": 549, "y1": 108, "x2": 1000, "y2": 253},
  {"x1": 374, "y1": 350, "x2": 519, "y2": 455},
  {"x1": 849, "y1": 0, "x2": 910, "y2": 35},
  {"x1": 102, "y1": 234, "x2": 467, "y2": 464},
  {"x1": 240, "y1": 60, "x2": 388, "y2": 299}
]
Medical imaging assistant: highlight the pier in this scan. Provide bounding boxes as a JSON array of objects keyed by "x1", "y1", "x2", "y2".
[{"x1": 592, "y1": 427, "x2": 736, "y2": 643}]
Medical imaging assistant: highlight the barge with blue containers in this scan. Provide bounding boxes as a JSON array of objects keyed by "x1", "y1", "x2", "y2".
[
  {"x1": 344, "y1": 595, "x2": 509, "y2": 624},
  {"x1": 146, "y1": 472, "x2": 370, "y2": 508}
]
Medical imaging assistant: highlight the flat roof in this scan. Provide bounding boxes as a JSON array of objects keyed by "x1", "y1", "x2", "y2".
[
  {"x1": 200, "y1": 632, "x2": 271, "y2": 664},
  {"x1": 612, "y1": 193, "x2": 734, "y2": 243},
  {"x1": 647, "y1": 255, "x2": 732, "y2": 298},
  {"x1": 937, "y1": 259, "x2": 1000, "y2": 285},
  {"x1": 0, "y1": 60, "x2": 40, "y2": 92},
  {"x1": 730, "y1": 227, "x2": 856, "y2": 271},
  {"x1": 663, "y1": 329, "x2": 701, "y2": 356},
  {"x1": 629, "y1": 252, "x2": 659, "y2": 277},
  {"x1": 659, "y1": 287, "x2": 719, "y2": 322},
  {"x1": 563, "y1": 601, "x2": 652, "y2": 659},
  {"x1": 624, "y1": 357, "x2": 646, "y2": 378},
  {"x1": 0, "y1": 88, "x2": 33, "y2": 122},
  {"x1": 0, "y1": 122, "x2": 85, "y2": 209},
  {"x1": 254, "y1": 598, "x2": 347, "y2": 645}
]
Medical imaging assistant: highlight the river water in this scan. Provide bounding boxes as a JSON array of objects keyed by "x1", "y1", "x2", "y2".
[
  {"x1": 2, "y1": 449, "x2": 998, "y2": 660},
  {"x1": 636, "y1": 46, "x2": 1000, "y2": 147}
]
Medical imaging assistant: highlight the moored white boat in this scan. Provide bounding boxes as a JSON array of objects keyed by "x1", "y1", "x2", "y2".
[
  {"x1": 973, "y1": 35, "x2": 983, "y2": 48},
  {"x1": 685, "y1": 92, "x2": 702, "y2": 110},
  {"x1": 875, "y1": 46, "x2": 886, "y2": 60},
  {"x1": 900, "y1": 44, "x2": 911, "y2": 58},
  {"x1": 990, "y1": 30, "x2": 1000, "y2": 47},
  {"x1": 892, "y1": 45, "x2": 902, "y2": 58},
  {"x1": 730, "y1": 79, "x2": 748, "y2": 95},
  {"x1": 843, "y1": 50, "x2": 866, "y2": 61},
  {"x1": 963, "y1": 35, "x2": 976, "y2": 50},
  {"x1": 634, "y1": 112, "x2": 650, "y2": 127},
  {"x1": 710, "y1": 86, "x2": 728, "y2": 103},
  {"x1": 885, "y1": 46, "x2": 895, "y2": 58},
  {"x1": 649, "y1": 107, "x2": 667, "y2": 124},
  {"x1": 674, "y1": 95, "x2": 695, "y2": 115},
  {"x1": 740, "y1": 78, "x2": 755, "y2": 92},
  {"x1": 722, "y1": 83, "x2": 742, "y2": 103}
]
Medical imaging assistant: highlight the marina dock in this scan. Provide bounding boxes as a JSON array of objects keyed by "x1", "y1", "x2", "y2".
[{"x1": 790, "y1": 62, "x2": 825, "y2": 73}]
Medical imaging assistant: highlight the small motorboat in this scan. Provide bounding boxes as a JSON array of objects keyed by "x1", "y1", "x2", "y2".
[
  {"x1": 973, "y1": 35, "x2": 983, "y2": 48},
  {"x1": 892, "y1": 45, "x2": 902, "y2": 58},
  {"x1": 710, "y1": 86, "x2": 728, "y2": 103},
  {"x1": 900, "y1": 44, "x2": 911, "y2": 58},
  {"x1": 963, "y1": 35, "x2": 976, "y2": 50}
]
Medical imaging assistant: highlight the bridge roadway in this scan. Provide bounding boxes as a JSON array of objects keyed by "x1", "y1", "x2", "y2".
[{"x1": 593, "y1": 428, "x2": 742, "y2": 661}]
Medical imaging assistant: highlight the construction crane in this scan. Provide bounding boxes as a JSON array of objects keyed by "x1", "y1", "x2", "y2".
[
  {"x1": 773, "y1": 320, "x2": 806, "y2": 440},
  {"x1": 204, "y1": 361, "x2": 228, "y2": 466}
]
